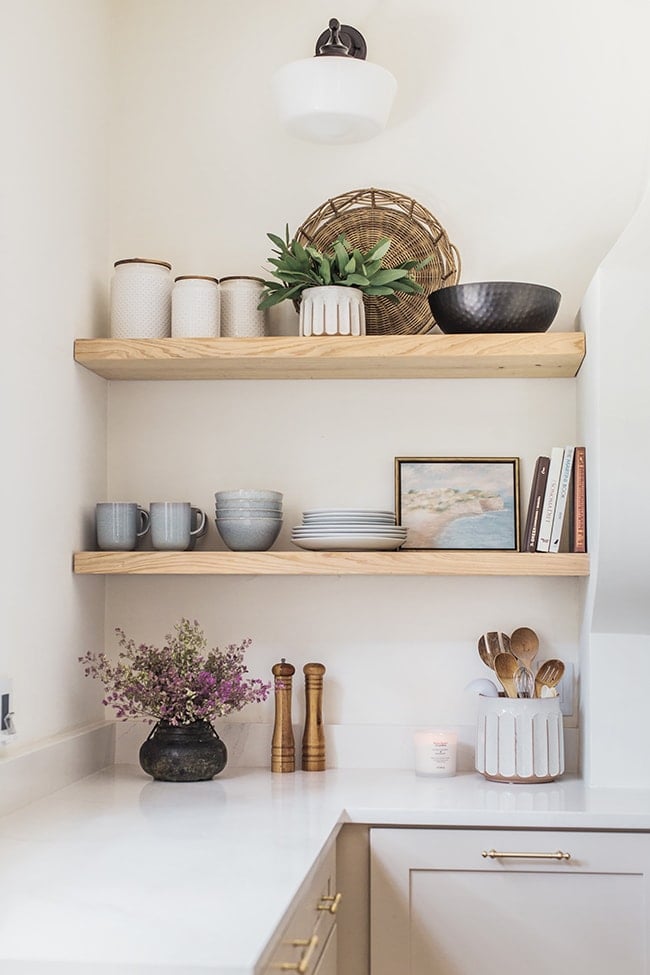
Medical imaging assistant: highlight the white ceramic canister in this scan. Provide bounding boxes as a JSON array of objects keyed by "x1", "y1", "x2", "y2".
[
  {"x1": 219, "y1": 276, "x2": 267, "y2": 337},
  {"x1": 299, "y1": 285, "x2": 366, "y2": 337},
  {"x1": 110, "y1": 258, "x2": 172, "y2": 339},
  {"x1": 171, "y1": 275, "x2": 220, "y2": 338},
  {"x1": 475, "y1": 695, "x2": 564, "y2": 784}
]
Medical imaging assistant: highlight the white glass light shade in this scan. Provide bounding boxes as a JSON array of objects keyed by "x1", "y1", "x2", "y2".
[{"x1": 272, "y1": 56, "x2": 397, "y2": 144}]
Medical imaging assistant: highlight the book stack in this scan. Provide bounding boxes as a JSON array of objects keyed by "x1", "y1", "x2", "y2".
[{"x1": 522, "y1": 446, "x2": 586, "y2": 553}]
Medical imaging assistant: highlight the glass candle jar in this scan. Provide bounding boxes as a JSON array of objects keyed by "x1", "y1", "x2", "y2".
[
  {"x1": 414, "y1": 729, "x2": 458, "y2": 777},
  {"x1": 219, "y1": 276, "x2": 267, "y2": 337},
  {"x1": 110, "y1": 258, "x2": 172, "y2": 338},
  {"x1": 171, "y1": 275, "x2": 220, "y2": 338}
]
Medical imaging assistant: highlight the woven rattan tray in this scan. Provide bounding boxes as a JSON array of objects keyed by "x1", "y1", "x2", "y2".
[{"x1": 295, "y1": 187, "x2": 460, "y2": 335}]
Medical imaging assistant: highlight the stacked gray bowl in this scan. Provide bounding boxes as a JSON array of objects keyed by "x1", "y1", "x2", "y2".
[{"x1": 214, "y1": 490, "x2": 283, "y2": 551}]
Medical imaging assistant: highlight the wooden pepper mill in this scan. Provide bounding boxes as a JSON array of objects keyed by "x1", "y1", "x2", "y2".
[
  {"x1": 302, "y1": 662, "x2": 326, "y2": 771},
  {"x1": 271, "y1": 659, "x2": 295, "y2": 773}
]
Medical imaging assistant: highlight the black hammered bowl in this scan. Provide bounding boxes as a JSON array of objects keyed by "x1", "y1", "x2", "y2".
[{"x1": 428, "y1": 281, "x2": 561, "y2": 334}]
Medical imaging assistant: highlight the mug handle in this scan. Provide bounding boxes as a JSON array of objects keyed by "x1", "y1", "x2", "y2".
[
  {"x1": 136, "y1": 505, "x2": 151, "y2": 538},
  {"x1": 190, "y1": 507, "x2": 207, "y2": 538}
]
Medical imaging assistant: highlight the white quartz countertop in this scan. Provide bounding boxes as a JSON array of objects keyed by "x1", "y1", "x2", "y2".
[{"x1": 2, "y1": 764, "x2": 650, "y2": 974}]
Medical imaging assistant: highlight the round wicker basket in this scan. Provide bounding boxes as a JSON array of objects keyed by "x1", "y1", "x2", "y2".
[{"x1": 295, "y1": 187, "x2": 460, "y2": 335}]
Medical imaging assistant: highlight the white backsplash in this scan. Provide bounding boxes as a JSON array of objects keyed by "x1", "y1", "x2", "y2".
[{"x1": 114, "y1": 719, "x2": 579, "y2": 775}]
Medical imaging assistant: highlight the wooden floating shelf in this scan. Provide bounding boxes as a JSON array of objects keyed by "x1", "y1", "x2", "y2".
[
  {"x1": 73, "y1": 550, "x2": 590, "y2": 577},
  {"x1": 73, "y1": 333, "x2": 585, "y2": 381}
]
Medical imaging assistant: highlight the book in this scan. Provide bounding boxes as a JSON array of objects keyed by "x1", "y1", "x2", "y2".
[
  {"x1": 522, "y1": 456, "x2": 550, "y2": 552},
  {"x1": 571, "y1": 446, "x2": 587, "y2": 552},
  {"x1": 549, "y1": 446, "x2": 575, "y2": 552},
  {"x1": 536, "y1": 446, "x2": 565, "y2": 552}
]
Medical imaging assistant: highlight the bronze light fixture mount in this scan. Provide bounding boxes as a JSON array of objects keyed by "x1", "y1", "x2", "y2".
[{"x1": 315, "y1": 18, "x2": 368, "y2": 60}]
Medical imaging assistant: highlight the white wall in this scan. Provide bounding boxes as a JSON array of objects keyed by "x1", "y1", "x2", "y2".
[
  {"x1": 578, "y1": 181, "x2": 650, "y2": 787},
  {"x1": 0, "y1": 1, "x2": 110, "y2": 750},
  {"x1": 104, "y1": 0, "x2": 650, "y2": 769},
  {"x1": 4, "y1": 1, "x2": 650, "y2": 770},
  {"x1": 107, "y1": 0, "x2": 650, "y2": 325}
]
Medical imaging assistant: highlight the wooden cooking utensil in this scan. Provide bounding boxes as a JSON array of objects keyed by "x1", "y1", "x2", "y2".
[
  {"x1": 494, "y1": 652, "x2": 519, "y2": 698},
  {"x1": 478, "y1": 631, "x2": 512, "y2": 671},
  {"x1": 534, "y1": 659, "x2": 565, "y2": 698},
  {"x1": 510, "y1": 626, "x2": 540, "y2": 671}
]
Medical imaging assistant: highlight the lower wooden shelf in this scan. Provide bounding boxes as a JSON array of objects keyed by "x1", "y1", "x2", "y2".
[{"x1": 73, "y1": 550, "x2": 589, "y2": 576}]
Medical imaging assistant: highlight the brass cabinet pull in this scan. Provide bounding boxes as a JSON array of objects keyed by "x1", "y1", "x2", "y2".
[
  {"x1": 276, "y1": 934, "x2": 319, "y2": 973},
  {"x1": 482, "y1": 848, "x2": 571, "y2": 861},
  {"x1": 317, "y1": 891, "x2": 343, "y2": 914}
]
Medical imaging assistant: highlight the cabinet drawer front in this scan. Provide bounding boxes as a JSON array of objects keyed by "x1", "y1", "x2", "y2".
[
  {"x1": 263, "y1": 844, "x2": 339, "y2": 974},
  {"x1": 371, "y1": 828, "x2": 650, "y2": 975}
]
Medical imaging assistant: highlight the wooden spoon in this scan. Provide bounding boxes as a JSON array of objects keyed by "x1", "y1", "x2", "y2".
[
  {"x1": 534, "y1": 659, "x2": 565, "y2": 698},
  {"x1": 510, "y1": 627, "x2": 540, "y2": 672},
  {"x1": 494, "y1": 652, "x2": 519, "y2": 698},
  {"x1": 478, "y1": 631, "x2": 512, "y2": 671}
]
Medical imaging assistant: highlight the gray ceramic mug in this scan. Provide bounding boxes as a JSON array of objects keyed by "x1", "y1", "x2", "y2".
[
  {"x1": 150, "y1": 502, "x2": 207, "y2": 551},
  {"x1": 96, "y1": 502, "x2": 150, "y2": 551}
]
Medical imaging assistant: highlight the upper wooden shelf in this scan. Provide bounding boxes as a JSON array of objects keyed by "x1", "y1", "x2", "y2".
[
  {"x1": 73, "y1": 333, "x2": 585, "y2": 381},
  {"x1": 73, "y1": 550, "x2": 589, "y2": 577}
]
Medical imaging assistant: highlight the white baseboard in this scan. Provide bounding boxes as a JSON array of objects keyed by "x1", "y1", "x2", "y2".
[{"x1": 0, "y1": 721, "x2": 115, "y2": 817}]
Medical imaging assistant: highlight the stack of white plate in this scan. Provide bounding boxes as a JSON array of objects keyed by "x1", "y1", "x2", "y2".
[{"x1": 291, "y1": 509, "x2": 407, "y2": 551}]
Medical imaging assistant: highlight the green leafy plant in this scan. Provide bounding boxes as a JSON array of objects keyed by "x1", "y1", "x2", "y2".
[{"x1": 258, "y1": 227, "x2": 431, "y2": 310}]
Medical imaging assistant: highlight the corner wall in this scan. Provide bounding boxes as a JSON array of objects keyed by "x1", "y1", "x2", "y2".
[
  {"x1": 0, "y1": 1, "x2": 111, "y2": 753},
  {"x1": 106, "y1": 1, "x2": 650, "y2": 771},
  {"x1": 579, "y1": 188, "x2": 650, "y2": 786}
]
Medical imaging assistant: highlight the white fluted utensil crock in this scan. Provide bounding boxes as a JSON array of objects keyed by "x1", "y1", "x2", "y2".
[{"x1": 475, "y1": 695, "x2": 564, "y2": 783}]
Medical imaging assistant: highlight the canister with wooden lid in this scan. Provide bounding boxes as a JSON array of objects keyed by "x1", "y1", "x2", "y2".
[
  {"x1": 172, "y1": 275, "x2": 220, "y2": 337},
  {"x1": 220, "y1": 276, "x2": 268, "y2": 337},
  {"x1": 110, "y1": 258, "x2": 172, "y2": 338}
]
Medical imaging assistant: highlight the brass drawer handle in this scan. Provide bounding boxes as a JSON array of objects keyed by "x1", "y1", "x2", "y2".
[
  {"x1": 482, "y1": 848, "x2": 571, "y2": 861},
  {"x1": 317, "y1": 892, "x2": 343, "y2": 914},
  {"x1": 276, "y1": 934, "x2": 319, "y2": 973}
]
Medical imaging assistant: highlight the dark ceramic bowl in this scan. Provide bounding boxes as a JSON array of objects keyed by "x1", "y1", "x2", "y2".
[{"x1": 428, "y1": 281, "x2": 561, "y2": 334}]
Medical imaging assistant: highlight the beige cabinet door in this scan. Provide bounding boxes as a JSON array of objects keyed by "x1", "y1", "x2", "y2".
[
  {"x1": 370, "y1": 827, "x2": 650, "y2": 975},
  {"x1": 313, "y1": 927, "x2": 338, "y2": 975}
]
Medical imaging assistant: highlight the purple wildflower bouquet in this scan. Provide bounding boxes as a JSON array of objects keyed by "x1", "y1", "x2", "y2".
[{"x1": 80, "y1": 618, "x2": 270, "y2": 726}]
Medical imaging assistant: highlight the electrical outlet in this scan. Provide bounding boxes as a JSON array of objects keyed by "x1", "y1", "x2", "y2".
[
  {"x1": 0, "y1": 677, "x2": 15, "y2": 742},
  {"x1": 0, "y1": 677, "x2": 11, "y2": 727},
  {"x1": 557, "y1": 663, "x2": 574, "y2": 716}
]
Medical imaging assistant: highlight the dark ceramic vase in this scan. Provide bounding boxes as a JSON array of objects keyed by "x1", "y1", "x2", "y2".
[{"x1": 139, "y1": 719, "x2": 227, "y2": 782}]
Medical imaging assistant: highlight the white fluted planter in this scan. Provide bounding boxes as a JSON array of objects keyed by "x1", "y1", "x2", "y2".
[
  {"x1": 475, "y1": 696, "x2": 564, "y2": 783},
  {"x1": 299, "y1": 286, "x2": 366, "y2": 337}
]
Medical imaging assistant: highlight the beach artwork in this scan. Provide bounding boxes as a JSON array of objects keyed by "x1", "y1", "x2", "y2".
[{"x1": 396, "y1": 457, "x2": 519, "y2": 550}]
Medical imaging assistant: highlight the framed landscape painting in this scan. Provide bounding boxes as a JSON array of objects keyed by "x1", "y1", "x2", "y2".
[{"x1": 395, "y1": 457, "x2": 520, "y2": 550}]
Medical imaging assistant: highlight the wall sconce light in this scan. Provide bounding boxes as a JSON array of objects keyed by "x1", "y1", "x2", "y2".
[{"x1": 272, "y1": 18, "x2": 398, "y2": 145}]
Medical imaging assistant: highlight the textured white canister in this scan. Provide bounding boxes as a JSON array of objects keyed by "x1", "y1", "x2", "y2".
[
  {"x1": 110, "y1": 258, "x2": 172, "y2": 338},
  {"x1": 475, "y1": 696, "x2": 564, "y2": 783},
  {"x1": 220, "y1": 276, "x2": 267, "y2": 337},
  {"x1": 299, "y1": 285, "x2": 366, "y2": 337},
  {"x1": 171, "y1": 276, "x2": 220, "y2": 338}
]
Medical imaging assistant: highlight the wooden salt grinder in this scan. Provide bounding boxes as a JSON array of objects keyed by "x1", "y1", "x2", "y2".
[
  {"x1": 271, "y1": 659, "x2": 295, "y2": 773},
  {"x1": 302, "y1": 662, "x2": 326, "y2": 771}
]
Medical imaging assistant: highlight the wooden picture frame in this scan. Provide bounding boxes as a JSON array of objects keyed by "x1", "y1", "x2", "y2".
[{"x1": 395, "y1": 457, "x2": 520, "y2": 550}]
